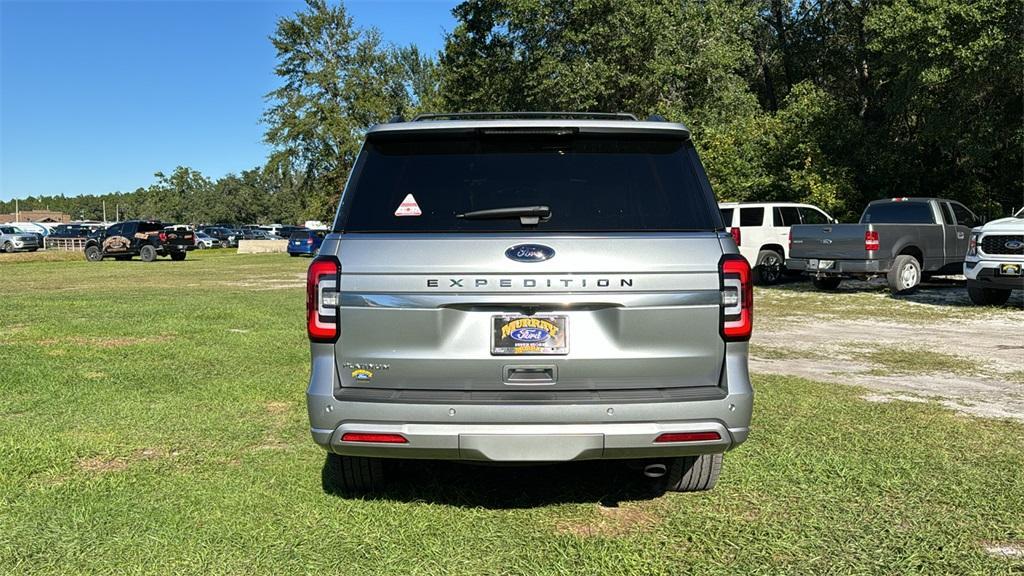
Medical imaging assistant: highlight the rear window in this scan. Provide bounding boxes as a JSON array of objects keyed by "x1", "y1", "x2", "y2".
[
  {"x1": 720, "y1": 208, "x2": 734, "y2": 226},
  {"x1": 337, "y1": 133, "x2": 720, "y2": 232},
  {"x1": 289, "y1": 231, "x2": 310, "y2": 240},
  {"x1": 861, "y1": 202, "x2": 935, "y2": 224}
]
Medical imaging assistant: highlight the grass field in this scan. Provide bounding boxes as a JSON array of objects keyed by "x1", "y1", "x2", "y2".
[{"x1": 2, "y1": 252, "x2": 1022, "y2": 575}]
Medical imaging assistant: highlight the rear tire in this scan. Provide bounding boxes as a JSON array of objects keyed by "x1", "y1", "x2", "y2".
[
  {"x1": 322, "y1": 454, "x2": 385, "y2": 495},
  {"x1": 662, "y1": 454, "x2": 723, "y2": 492},
  {"x1": 84, "y1": 245, "x2": 102, "y2": 262},
  {"x1": 140, "y1": 244, "x2": 157, "y2": 262},
  {"x1": 968, "y1": 285, "x2": 1011, "y2": 306},
  {"x1": 888, "y1": 254, "x2": 921, "y2": 294},
  {"x1": 170, "y1": 252, "x2": 186, "y2": 261},
  {"x1": 752, "y1": 250, "x2": 784, "y2": 285},
  {"x1": 812, "y1": 277, "x2": 842, "y2": 290}
]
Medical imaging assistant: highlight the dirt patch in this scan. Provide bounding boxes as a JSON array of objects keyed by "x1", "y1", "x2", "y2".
[
  {"x1": 554, "y1": 504, "x2": 659, "y2": 538},
  {"x1": 76, "y1": 448, "x2": 180, "y2": 473},
  {"x1": 38, "y1": 335, "x2": 174, "y2": 348},
  {"x1": 752, "y1": 311, "x2": 1024, "y2": 421},
  {"x1": 265, "y1": 401, "x2": 290, "y2": 416},
  {"x1": 981, "y1": 540, "x2": 1024, "y2": 559},
  {"x1": 220, "y1": 273, "x2": 305, "y2": 291}
]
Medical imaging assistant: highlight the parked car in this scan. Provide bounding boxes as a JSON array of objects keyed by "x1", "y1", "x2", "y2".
[
  {"x1": 787, "y1": 197, "x2": 980, "y2": 293},
  {"x1": 239, "y1": 229, "x2": 272, "y2": 240},
  {"x1": 0, "y1": 225, "x2": 41, "y2": 252},
  {"x1": 719, "y1": 202, "x2": 834, "y2": 284},
  {"x1": 199, "y1": 227, "x2": 237, "y2": 247},
  {"x1": 50, "y1": 224, "x2": 99, "y2": 238},
  {"x1": 305, "y1": 112, "x2": 753, "y2": 495},
  {"x1": 193, "y1": 231, "x2": 220, "y2": 249},
  {"x1": 964, "y1": 206, "x2": 1024, "y2": 305},
  {"x1": 84, "y1": 220, "x2": 194, "y2": 262},
  {"x1": 287, "y1": 229, "x2": 325, "y2": 256}
]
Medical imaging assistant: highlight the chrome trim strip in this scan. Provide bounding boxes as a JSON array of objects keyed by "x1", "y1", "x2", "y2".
[{"x1": 339, "y1": 291, "x2": 720, "y2": 309}]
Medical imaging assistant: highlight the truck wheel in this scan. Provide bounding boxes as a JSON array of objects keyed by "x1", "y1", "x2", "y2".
[
  {"x1": 752, "y1": 250, "x2": 783, "y2": 285},
  {"x1": 888, "y1": 255, "x2": 921, "y2": 294},
  {"x1": 968, "y1": 286, "x2": 1011, "y2": 306},
  {"x1": 84, "y1": 246, "x2": 102, "y2": 262},
  {"x1": 140, "y1": 245, "x2": 157, "y2": 262},
  {"x1": 812, "y1": 277, "x2": 842, "y2": 290},
  {"x1": 661, "y1": 453, "x2": 723, "y2": 492},
  {"x1": 322, "y1": 453, "x2": 385, "y2": 494},
  {"x1": 170, "y1": 252, "x2": 186, "y2": 261}
]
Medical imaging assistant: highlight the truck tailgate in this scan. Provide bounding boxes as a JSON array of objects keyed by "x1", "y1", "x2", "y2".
[{"x1": 789, "y1": 224, "x2": 868, "y2": 260}]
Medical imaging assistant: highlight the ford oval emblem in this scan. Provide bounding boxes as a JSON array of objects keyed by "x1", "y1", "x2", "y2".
[
  {"x1": 505, "y1": 244, "x2": 555, "y2": 262},
  {"x1": 1005, "y1": 240, "x2": 1024, "y2": 250},
  {"x1": 509, "y1": 327, "x2": 550, "y2": 342}
]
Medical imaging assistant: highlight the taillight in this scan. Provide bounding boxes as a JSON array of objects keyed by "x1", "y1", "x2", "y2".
[
  {"x1": 720, "y1": 254, "x2": 752, "y2": 341},
  {"x1": 307, "y1": 256, "x2": 340, "y2": 342},
  {"x1": 865, "y1": 230, "x2": 879, "y2": 251},
  {"x1": 307, "y1": 238, "x2": 313, "y2": 245},
  {"x1": 729, "y1": 227, "x2": 741, "y2": 246},
  {"x1": 788, "y1": 228, "x2": 792, "y2": 251},
  {"x1": 159, "y1": 232, "x2": 167, "y2": 242}
]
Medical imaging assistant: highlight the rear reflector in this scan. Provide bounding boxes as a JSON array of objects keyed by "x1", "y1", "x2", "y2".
[
  {"x1": 341, "y1": 433, "x2": 408, "y2": 444},
  {"x1": 654, "y1": 432, "x2": 721, "y2": 443}
]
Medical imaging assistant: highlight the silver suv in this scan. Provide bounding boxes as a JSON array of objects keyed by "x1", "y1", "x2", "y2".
[{"x1": 305, "y1": 112, "x2": 753, "y2": 494}]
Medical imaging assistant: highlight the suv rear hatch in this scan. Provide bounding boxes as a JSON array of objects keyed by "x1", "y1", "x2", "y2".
[{"x1": 327, "y1": 127, "x2": 729, "y2": 396}]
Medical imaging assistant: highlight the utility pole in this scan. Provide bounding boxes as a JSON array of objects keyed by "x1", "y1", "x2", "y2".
[
  {"x1": 116, "y1": 204, "x2": 120, "y2": 221},
  {"x1": 15, "y1": 198, "x2": 19, "y2": 221},
  {"x1": 103, "y1": 200, "x2": 107, "y2": 223}
]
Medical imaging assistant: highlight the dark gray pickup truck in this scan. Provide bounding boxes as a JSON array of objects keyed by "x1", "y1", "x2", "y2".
[{"x1": 786, "y1": 197, "x2": 980, "y2": 293}]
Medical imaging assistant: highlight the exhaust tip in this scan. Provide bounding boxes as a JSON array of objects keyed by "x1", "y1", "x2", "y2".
[{"x1": 643, "y1": 463, "x2": 667, "y2": 478}]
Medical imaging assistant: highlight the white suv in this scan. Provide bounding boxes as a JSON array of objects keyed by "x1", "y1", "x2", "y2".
[
  {"x1": 719, "y1": 202, "x2": 834, "y2": 284},
  {"x1": 964, "y1": 207, "x2": 1024, "y2": 305}
]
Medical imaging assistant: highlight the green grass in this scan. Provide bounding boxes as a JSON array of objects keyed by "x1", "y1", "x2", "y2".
[
  {"x1": 862, "y1": 348, "x2": 978, "y2": 377},
  {"x1": 2, "y1": 253, "x2": 1023, "y2": 575}
]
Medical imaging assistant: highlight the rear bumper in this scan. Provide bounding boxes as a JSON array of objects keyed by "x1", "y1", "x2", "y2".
[
  {"x1": 307, "y1": 342, "x2": 754, "y2": 462},
  {"x1": 786, "y1": 257, "x2": 886, "y2": 276}
]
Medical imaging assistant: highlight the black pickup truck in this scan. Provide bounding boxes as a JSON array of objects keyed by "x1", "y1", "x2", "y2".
[
  {"x1": 786, "y1": 197, "x2": 980, "y2": 293},
  {"x1": 84, "y1": 220, "x2": 195, "y2": 262}
]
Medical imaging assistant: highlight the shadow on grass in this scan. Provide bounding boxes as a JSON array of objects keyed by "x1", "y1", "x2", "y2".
[{"x1": 322, "y1": 456, "x2": 668, "y2": 509}]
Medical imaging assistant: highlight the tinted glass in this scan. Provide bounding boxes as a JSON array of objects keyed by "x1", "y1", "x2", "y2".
[
  {"x1": 740, "y1": 207, "x2": 764, "y2": 227},
  {"x1": 861, "y1": 202, "x2": 935, "y2": 224},
  {"x1": 339, "y1": 134, "x2": 718, "y2": 232},
  {"x1": 106, "y1": 224, "x2": 123, "y2": 236},
  {"x1": 138, "y1": 222, "x2": 163, "y2": 233},
  {"x1": 773, "y1": 207, "x2": 800, "y2": 226},
  {"x1": 289, "y1": 231, "x2": 310, "y2": 240},
  {"x1": 950, "y1": 203, "x2": 976, "y2": 227},
  {"x1": 799, "y1": 208, "x2": 829, "y2": 225},
  {"x1": 720, "y1": 208, "x2": 734, "y2": 226}
]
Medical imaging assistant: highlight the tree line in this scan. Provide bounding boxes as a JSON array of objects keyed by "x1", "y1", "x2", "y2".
[{"x1": 3, "y1": 0, "x2": 1020, "y2": 224}]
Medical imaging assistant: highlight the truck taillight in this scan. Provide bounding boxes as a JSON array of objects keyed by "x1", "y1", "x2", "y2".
[
  {"x1": 720, "y1": 254, "x2": 752, "y2": 341},
  {"x1": 307, "y1": 256, "x2": 339, "y2": 342},
  {"x1": 729, "y1": 227, "x2": 741, "y2": 246},
  {"x1": 159, "y1": 232, "x2": 167, "y2": 242},
  {"x1": 865, "y1": 230, "x2": 879, "y2": 251}
]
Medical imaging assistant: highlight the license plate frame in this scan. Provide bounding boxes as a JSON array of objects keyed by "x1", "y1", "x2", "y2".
[
  {"x1": 491, "y1": 315, "x2": 568, "y2": 356},
  {"x1": 1000, "y1": 263, "x2": 1022, "y2": 276}
]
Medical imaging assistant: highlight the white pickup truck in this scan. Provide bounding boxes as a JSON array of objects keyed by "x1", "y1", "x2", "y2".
[{"x1": 964, "y1": 207, "x2": 1024, "y2": 305}]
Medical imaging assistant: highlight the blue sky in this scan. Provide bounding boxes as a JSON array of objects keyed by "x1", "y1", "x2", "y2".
[{"x1": 0, "y1": 0, "x2": 458, "y2": 201}]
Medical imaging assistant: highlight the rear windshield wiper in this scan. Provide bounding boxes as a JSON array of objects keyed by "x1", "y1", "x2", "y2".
[{"x1": 456, "y1": 205, "x2": 551, "y2": 226}]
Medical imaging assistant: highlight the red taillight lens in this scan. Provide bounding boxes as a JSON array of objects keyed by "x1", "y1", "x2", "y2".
[
  {"x1": 720, "y1": 254, "x2": 753, "y2": 341},
  {"x1": 341, "y1": 433, "x2": 408, "y2": 444},
  {"x1": 307, "y1": 238, "x2": 313, "y2": 245},
  {"x1": 307, "y1": 256, "x2": 340, "y2": 342},
  {"x1": 729, "y1": 227, "x2": 741, "y2": 246},
  {"x1": 865, "y1": 230, "x2": 879, "y2": 251},
  {"x1": 159, "y1": 232, "x2": 167, "y2": 242},
  {"x1": 654, "y1": 431, "x2": 722, "y2": 443}
]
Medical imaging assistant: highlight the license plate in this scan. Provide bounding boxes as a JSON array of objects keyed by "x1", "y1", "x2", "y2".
[
  {"x1": 1000, "y1": 263, "x2": 1022, "y2": 276},
  {"x1": 492, "y1": 315, "x2": 568, "y2": 355},
  {"x1": 818, "y1": 260, "x2": 835, "y2": 270}
]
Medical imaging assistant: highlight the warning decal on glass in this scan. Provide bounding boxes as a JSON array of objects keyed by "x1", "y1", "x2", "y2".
[{"x1": 394, "y1": 194, "x2": 422, "y2": 217}]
